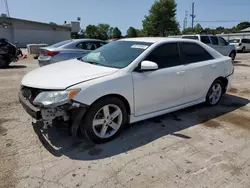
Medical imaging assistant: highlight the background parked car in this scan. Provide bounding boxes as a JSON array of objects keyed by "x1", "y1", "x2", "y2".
[
  {"x1": 38, "y1": 39, "x2": 107, "y2": 67},
  {"x1": 0, "y1": 38, "x2": 20, "y2": 68},
  {"x1": 182, "y1": 34, "x2": 237, "y2": 60},
  {"x1": 229, "y1": 38, "x2": 250, "y2": 53}
]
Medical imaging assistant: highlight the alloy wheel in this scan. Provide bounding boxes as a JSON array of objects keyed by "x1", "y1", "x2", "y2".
[
  {"x1": 208, "y1": 83, "x2": 222, "y2": 105},
  {"x1": 92, "y1": 104, "x2": 123, "y2": 138}
]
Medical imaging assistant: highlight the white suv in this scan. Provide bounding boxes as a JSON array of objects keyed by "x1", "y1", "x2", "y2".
[
  {"x1": 182, "y1": 35, "x2": 237, "y2": 60},
  {"x1": 19, "y1": 38, "x2": 234, "y2": 143},
  {"x1": 229, "y1": 38, "x2": 250, "y2": 53}
]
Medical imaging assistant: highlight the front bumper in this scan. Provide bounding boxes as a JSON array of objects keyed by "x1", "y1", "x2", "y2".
[{"x1": 19, "y1": 91, "x2": 41, "y2": 120}]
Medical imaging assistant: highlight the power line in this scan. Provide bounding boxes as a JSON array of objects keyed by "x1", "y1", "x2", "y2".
[{"x1": 194, "y1": 20, "x2": 249, "y2": 23}]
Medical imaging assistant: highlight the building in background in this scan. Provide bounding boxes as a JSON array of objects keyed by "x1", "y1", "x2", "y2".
[
  {"x1": 217, "y1": 27, "x2": 250, "y2": 41},
  {"x1": 0, "y1": 16, "x2": 80, "y2": 47}
]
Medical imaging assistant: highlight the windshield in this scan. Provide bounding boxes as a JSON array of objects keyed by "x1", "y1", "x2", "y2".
[
  {"x1": 182, "y1": 36, "x2": 199, "y2": 40},
  {"x1": 50, "y1": 40, "x2": 72, "y2": 48},
  {"x1": 228, "y1": 39, "x2": 240, "y2": 43},
  {"x1": 81, "y1": 41, "x2": 152, "y2": 68}
]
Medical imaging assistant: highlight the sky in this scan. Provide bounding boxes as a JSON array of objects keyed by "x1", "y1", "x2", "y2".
[{"x1": 0, "y1": 0, "x2": 250, "y2": 33}]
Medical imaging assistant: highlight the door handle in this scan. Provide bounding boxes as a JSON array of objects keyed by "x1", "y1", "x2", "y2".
[{"x1": 177, "y1": 71, "x2": 185, "y2": 76}]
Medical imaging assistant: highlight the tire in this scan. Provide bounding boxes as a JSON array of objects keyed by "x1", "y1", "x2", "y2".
[
  {"x1": 242, "y1": 47, "x2": 246, "y2": 53},
  {"x1": 81, "y1": 97, "x2": 128, "y2": 143},
  {"x1": 206, "y1": 80, "x2": 224, "y2": 106},
  {"x1": 229, "y1": 51, "x2": 236, "y2": 61},
  {"x1": 0, "y1": 56, "x2": 9, "y2": 68}
]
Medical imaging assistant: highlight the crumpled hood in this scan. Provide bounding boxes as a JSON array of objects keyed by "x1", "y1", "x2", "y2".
[{"x1": 21, "y1": 59, "x2": 118, "y2": 89}]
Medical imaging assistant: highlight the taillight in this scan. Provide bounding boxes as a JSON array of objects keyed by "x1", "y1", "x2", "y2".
[
  {"x1": 239, "y1": 43, "x2": 242, "y2": 46},
  {"x1": 44, "y1": 51, "x2": 60, "y2": 56}
]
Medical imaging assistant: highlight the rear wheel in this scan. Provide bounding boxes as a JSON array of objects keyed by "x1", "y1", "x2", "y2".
[
  {"x1": 206, "y1": 80, "x2": 223, "y2": 106},
  {"x1": 0, "y1": 56, "x2": 9, "y2": 68},
  {"x1": 242, "y1": 47, "x2": 246, "y2": 53},
  {"x1": 81, "y1": 97, "x2": 128, "y2": 143}
]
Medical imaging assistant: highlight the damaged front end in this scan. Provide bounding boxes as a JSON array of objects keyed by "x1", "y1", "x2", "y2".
[{"x1": 19, "y1": 86, "x2": 87, "y2": 137}]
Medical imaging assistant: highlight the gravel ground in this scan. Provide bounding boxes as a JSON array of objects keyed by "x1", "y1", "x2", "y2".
[{"x1": 1, "y1": 54, "x2": 250, "y2": 188}]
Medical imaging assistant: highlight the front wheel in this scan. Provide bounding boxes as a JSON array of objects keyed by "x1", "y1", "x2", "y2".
[
  {"x1": 206, "y1": 80, "x2": 223, "y2": 106},
  {"x1": 229, "y1": 51, "x2": 236, "y2": 60},
  {"x1": 242, "y1": 47, "x2": 246, "y2": 53},
  {"x1": 81, "y1": 97, "x2": 128, "y2": 143}
]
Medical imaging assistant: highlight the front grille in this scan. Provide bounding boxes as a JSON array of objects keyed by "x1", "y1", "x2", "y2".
[{"x1": 21, "y1": 86, "x2": 43, "y2": 104}]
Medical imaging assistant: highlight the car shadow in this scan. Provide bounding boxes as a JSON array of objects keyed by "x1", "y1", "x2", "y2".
[
  {"x1": 32, "y1": 94, "x2": 249, "y2": 160},
  {"x1": 7, "y1": 65, "x2": 27, "y2": 69}
]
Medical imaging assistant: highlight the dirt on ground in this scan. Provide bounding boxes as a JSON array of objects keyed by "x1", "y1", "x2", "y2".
[{"x1": 1, "y1": 54, "x2": 250, "y2": 188}]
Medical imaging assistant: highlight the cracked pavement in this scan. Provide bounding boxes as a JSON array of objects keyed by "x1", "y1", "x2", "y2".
[{"x1": 1, "y1": 54, "x2": 250, "y2": 188}]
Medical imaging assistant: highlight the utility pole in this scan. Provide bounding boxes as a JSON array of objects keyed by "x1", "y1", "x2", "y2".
[
  {"x1": 4, "y1": 0, "x2": 10, "y2": 17},
  {"x1": 190, "y1": 2, "x2": 196, "y2": 29},
  {"x1": 183, "y1": 11, "x2": 188, "y2": 30}
]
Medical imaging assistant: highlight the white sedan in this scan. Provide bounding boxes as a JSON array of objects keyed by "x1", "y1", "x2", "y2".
[{"x1": 19, "y1": 38, "x2": 234, "y2": 143}]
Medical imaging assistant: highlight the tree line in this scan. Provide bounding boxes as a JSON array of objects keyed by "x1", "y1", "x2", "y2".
[
  {"x1": 71, "y1": 0, "x2": 250, "y2": 40},
  {"x1": 183, "y1": 22, "x2": 250, "y2": 35}
]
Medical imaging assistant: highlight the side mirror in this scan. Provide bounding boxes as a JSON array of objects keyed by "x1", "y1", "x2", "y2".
[{"x1": 140, "y1": 60, "x2": 158, "y2": 71}]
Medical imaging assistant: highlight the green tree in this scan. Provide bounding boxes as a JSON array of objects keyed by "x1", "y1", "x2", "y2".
[
  {"x1": 85, "y1": 25, "x2": 98, "y2": 38},
  {"x1": 142, "y1": 0, "x2": 179, "y2": 36},
  {"x1": 194, "y1": 23, "x2": 203, "y2": 33},
  {"x1": 49, "y1": 22, "x2": 57, "y2": 25},
  {"x1": 97, "y1": 24, "x2": 110, "y2": 40},
  {"x1": 108, "y1": 27, "x2": 114, "y2": 39},
  {"x1": 136, "y1": 29, "x2": 145, "y2": 37},
  {"x1": 113, "y1": 27, "x2": 122, "y2": 38},
  {"x1": 78, "y1": 29, "x2": 85, "y2": 38},
  {"x1": 236, "y1": 22, "x2": 250, "y2": 30},
  {"x1": 182, "y1": 27, "x2": 194, "y2": 34},
  {"x1": 127, "y1": 27, "x2": 137, "y2": 37}
]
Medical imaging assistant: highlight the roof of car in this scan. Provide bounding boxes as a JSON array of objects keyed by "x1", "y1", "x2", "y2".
[
  {"x1": 182, "y1": 34, "x2": 220, "y2": 37},
  {"x1": 120, "y1": 37, "x2": 192, "y2": 43},
  {"x1": 71, "y1": 39, "x2": 105, "y2": 42}
]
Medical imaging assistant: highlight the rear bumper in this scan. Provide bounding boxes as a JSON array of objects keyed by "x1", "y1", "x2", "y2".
[
  {"x1": 236, "y1": 46, "x2": 243, "y2": 51},
  {"x1": 19, "y1": 91, "x2": 41, "y2": 120}
]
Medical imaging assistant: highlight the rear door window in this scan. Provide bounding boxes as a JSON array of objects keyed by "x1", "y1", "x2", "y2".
[
  {"x1": 180, "y1": 42, "x2": 214, "y2": 64},
  {"x1": 200, "y1": 36, "x2": 211, "y2": 44},
  {"x1": 210, "y1": 36, "x2": 219, "y2": 45},
  {"x1": 95, "y1": 42, "x2": 107, "y2": 48},
  {"x1": 76, "y1": 42, "x2": 97, "y2": 50},
  {"x1": 182, "y1": 36, "x2": 199, "y2": 40}
]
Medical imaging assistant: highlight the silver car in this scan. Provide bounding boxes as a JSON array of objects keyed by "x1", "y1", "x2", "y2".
[{"x1": 38, "y1": 39, "x2": 107, "y2": 67}]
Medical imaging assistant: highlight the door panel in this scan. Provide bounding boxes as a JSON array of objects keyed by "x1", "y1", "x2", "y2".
[
  {"x1": 218, "y1": 37, "x2": 230, "y2": 56},
  {"x1": 179, "y1": 42, "x2": 216, "y2": 102},
  {"x1": 132, "y1": 42, "x2": 186, "y2": 116},
  {"x1": 132, "y1": 66, "x2": 186, "y2": 116},
  {"x1": 210, "y1": 36, "x2": 221, "y2": 54},
  {"x1": 184, "y1": 61, "x2": 218, "y2": 101}
]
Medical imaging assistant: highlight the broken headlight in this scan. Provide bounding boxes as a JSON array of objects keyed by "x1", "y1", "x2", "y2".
[{"x1": 33, "y1": 89, "x2": 80, "y2": 107}]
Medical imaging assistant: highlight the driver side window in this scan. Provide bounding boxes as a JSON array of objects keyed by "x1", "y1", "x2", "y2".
[
  {"x1": 218, "y1": 37, "x2": 227, "y2": 46},
  {"x1": 144, "y1": 43, "x2": 182, "y2": 69}
]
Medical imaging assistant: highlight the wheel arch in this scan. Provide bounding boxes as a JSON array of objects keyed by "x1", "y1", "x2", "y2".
[
  {"x1": 229, "y1": 49, "x2": 236, "y2": 56},
  {"x1": 214, "y1": 76, "x2": 228, "y2": 93},
  {"x1": 90, "y1": 94, "x2": 131, "y2": 116}
]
